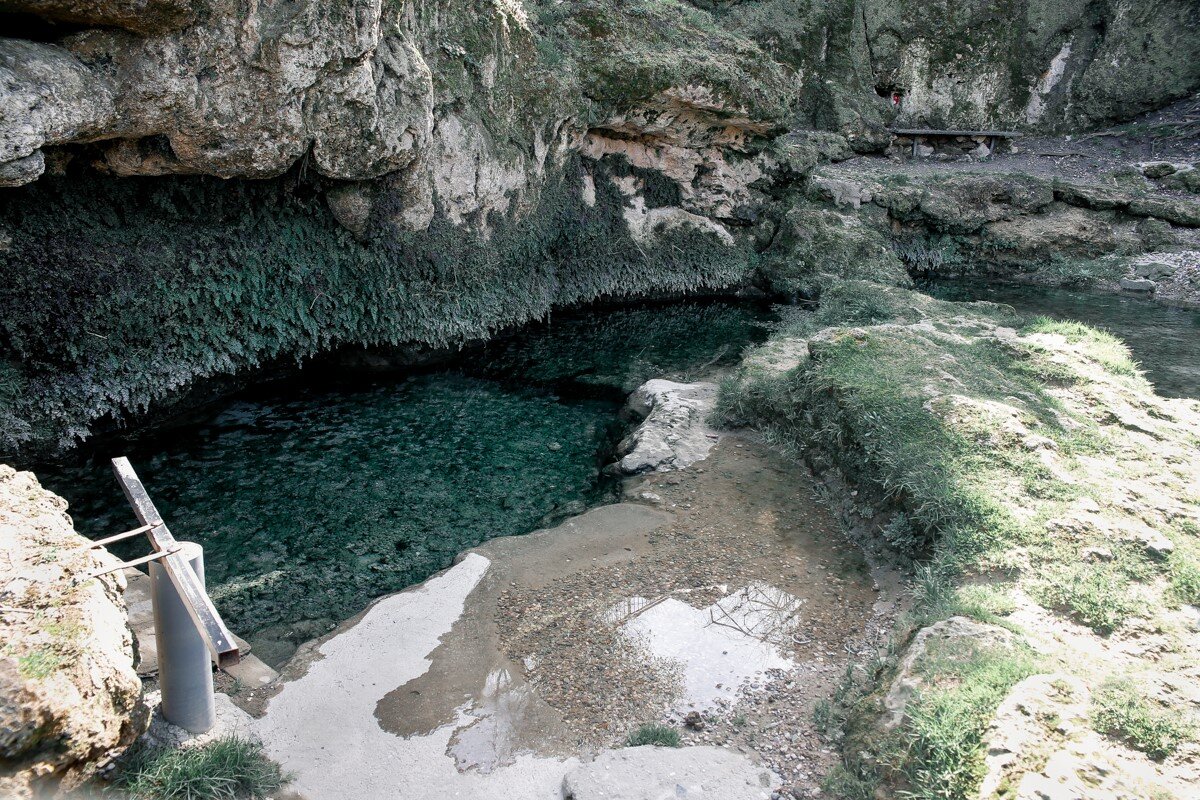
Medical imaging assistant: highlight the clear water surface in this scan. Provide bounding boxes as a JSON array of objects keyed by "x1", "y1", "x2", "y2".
[
  {"x1": 923, "y1": 281, "x2": 1200, "y2": 399},
  {"x1": 31, "y1": 299, "x2": 773, "y2": 665}
]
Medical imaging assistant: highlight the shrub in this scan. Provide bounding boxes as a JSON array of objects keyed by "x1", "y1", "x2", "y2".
[
  {"x1": 625, "y1": 723, "x2": 681, "y2": 747},
  {"x1": 1092, "y1": 679, "x2": 1194, "y2": 761},
  {"x1": 821, "y1": 760, "x2": 878, "y2": 800},
  {"x1": 113, "y1": 736, "x2": 289, "y2": 800},
  {"x1": 881, "y1": 513, "x2": 932, "y2": 559}
]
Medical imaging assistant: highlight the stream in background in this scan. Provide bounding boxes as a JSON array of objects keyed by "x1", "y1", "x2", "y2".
[
  {"x1": 30, "y1": 299, "x2": 774, "y2": 665},
  {"x1": 923, "y1": 282, "x2": 1200, "y2": 399}
]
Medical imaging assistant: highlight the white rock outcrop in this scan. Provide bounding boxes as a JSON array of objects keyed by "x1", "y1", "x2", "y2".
[
  {"x1": 0, "y1": 465, "x2": 146, "y2": 799},
  {"x1": 617, "y1": 380, "x2": 721, "y2": 474}
]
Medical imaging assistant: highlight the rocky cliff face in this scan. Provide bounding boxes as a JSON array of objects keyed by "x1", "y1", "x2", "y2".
[
  {"x1": 3, "y1": 0, "x2": 1198, "y2": 187},
  {"x1": 0, "y1": 465, "x2": 147, "y2": 799},
  {"x1": 1, "y1": 0, "x2": 1199, "y2": 456},
  {"x1": 863, "y1": 0, "x2": 1200, "y2": 132}
]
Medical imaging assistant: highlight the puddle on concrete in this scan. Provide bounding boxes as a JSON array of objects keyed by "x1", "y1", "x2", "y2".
[
  {"x1": 494, "y1": 437, "x2": 883, "y2": 747},
  {"x1": 620, "y1": 582, "x2": 805, "y2": 712},
  {"x1": 447, "y1": 668, "x2": 539, "y2": 774}
]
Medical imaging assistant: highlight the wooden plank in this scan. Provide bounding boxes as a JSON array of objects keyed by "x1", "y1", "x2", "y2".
[
  {"x1": 888, "y1": 128, "x2": 1022, "y2": 138},
  {"x1": 111, "y1": 457, "x2": 241, "y2": 668}
]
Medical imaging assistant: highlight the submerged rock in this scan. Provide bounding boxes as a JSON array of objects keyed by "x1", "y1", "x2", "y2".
[
  {"x1": 1119, "y1": 277, "x2": 1157, "y2": 292},
  {"x1": 0, "y1": 465, "x2": 146, "y2": 799}
]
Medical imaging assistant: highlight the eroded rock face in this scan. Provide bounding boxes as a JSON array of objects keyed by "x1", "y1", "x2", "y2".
[
  {"x1": 70, "y1": 0, "x2": 439, "y2": 182},
  {"x1": 5, "y1": 0, "x2": 1199, "y2": 192},
  {"x1": 1, "y1": 0, "x2": 551, "y2": 210},
  {"x1": 3, "y1": 0, "x2": 198, "y2": 35},
  {"x1": 864, "y1": 0, "x2": 1200, "y2": 132},
  {"x1": 0, "y1": 465, "x2": 146, "y2": 799},
  {"x1": 0, "y1": 39, "x2": 116, "y2": 186}
]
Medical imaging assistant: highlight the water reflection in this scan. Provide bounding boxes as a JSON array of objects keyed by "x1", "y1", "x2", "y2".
[{"x1": 922, "y1": 282, "x2": 1200, "y2": 399}]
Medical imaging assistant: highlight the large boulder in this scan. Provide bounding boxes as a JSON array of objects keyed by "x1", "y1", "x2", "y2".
[
  {"x1": 617, "y1": 380, "x2": 721, "y2": 474},
  {"x1": 0, "y1": 466, "x2": 147, "y2": 799},
  {"x1": 884, "y1": 616, "x2": 1017, "y2": 730}
]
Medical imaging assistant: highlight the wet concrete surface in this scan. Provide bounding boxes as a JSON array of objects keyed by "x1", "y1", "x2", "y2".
[{"x1": 250, "y1": 435, "x2": 895, "y2": 799}]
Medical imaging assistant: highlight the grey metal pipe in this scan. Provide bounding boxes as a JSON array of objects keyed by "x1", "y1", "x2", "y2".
[{"x1": 150, "y1": 541, "x2": 216, "y2": 733}]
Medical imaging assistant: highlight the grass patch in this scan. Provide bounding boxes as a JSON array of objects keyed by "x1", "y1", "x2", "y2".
[
  {"x1": 1034, "y1": 564, "x2": 1139, "y2": 635},
  {"x1": 892, "y1": 645, "x2": 1039, "y2": 800},
  {"x1": 1022, "y1": 317, "x2": 1144, "y2": 381},
  {"x1": 625, "y1": 723, "x2": 680, "y2": 748},
  {"x1": 952, "y1": 583, "x2": 1019, "y2": 621},
  {"x1": 112, "y1": 736, "x2": 288, "y2": 800},
  {"x1": 1167, "y1": 544, "x2": 1200, "y2": 607},
  {"x1": 822, "y1": 759, "x2": 879, "y2": 800},
  {"x1": 1091, "y1": 679, "x2": 1194, "y2": 761}
]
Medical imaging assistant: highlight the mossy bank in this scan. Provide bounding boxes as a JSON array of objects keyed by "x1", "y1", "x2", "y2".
[
  {"x1": 719, "y1": 280, "x2": 1200, "y2": 799},
  {"x1": 0, "y1": 160, "x2": 755, "y2": 458}
]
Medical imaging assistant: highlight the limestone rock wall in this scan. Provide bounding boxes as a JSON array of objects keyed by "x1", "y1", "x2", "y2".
[
  {"x1": 0, "y1": 465, "x2": 147, "y2": 799},
  {"x1": 4, "y1": 1, "x2": 1200, "y2": 190},
  {"x1": 862, "y1": 0, "x2": 1200, "y2": 132}
]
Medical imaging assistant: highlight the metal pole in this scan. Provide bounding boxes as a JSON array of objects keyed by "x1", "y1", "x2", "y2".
[{"x1": 150, "y1": 541, "x2": 216, "y2": 733}]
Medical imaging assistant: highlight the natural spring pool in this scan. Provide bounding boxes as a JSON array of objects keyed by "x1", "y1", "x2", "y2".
[{"x1": 31, "y1": 299, "x2": 774, "y2": 665}]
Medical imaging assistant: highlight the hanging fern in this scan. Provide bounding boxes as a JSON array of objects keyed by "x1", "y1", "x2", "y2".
[{"x1": 0, "y1": 158, "x2": 753, "y2": 458}]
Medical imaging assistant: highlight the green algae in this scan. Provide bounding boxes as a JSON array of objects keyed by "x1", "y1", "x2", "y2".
[{"x1": 0, "y1": 161, "x2": 754, "y2": 459}]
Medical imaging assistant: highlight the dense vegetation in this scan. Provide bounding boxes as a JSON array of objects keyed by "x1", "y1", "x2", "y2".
[{"x1": 0, "y1": 160, "x2": 752, "y2": 457}]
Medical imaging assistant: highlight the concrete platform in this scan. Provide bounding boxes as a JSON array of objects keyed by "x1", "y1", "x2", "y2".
[{"x1": 562, "y1": 745, "x2": 777, "y2": 800}]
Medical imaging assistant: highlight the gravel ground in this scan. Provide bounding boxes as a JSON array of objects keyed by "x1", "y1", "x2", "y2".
[
  {"x1": 840, "y1": 92, "x2": 1200, "y2": 184},
  {"x1": 494, "y1": 435, "x2": 904, "y2": 798}
]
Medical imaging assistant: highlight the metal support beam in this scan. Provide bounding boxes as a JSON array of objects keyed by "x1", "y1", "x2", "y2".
[
  {"x1": 152, "y1": 542, "x2": 216, "y2": 733},
  {"x1": 82, "y1": 522, "x2": 158, "y2": 551},
  {"x1": 85, "y1": 547, "x2": 179, "y2": 580},
  {"x1": 110, "y1": 457, "x2": 240, "y2": 669}
]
